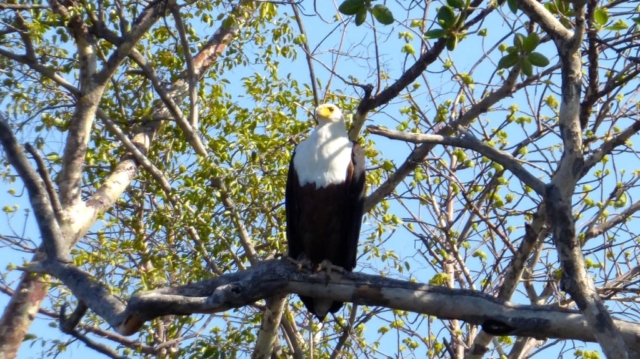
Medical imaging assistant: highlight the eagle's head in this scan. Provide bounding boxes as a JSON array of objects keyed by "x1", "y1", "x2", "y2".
[{"x1": 314, "y1": 104, "x2": 344, "y2": 124}]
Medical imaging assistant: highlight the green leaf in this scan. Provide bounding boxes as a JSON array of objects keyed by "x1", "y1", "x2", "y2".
[
  {"x1": 544, "y1": 2, "x2": 558, "y2": 14},
  {"x1": 437, "y1": 6, "x2": 456, "y2": 29},
  {"x1": 497, "y1": 53, "x2": 519, "y2": 69},
  {"x1": 338, "y1": 0, "x2": 365, "y2": 15},
  {"x1": 505, "y1": 46, "x2": 518, "y2": 55},
  {"x1": 528, "y1": 52, "x2": 550, "y2": 67},
  {"x1": 594, "y1": 8, "x2": 609, "y2": 26},
  {"x1": 446, "y1": 36, "x2": 458, "y2": 51},
  {"x1": 513, "y1": 33, "x2": 526, "y2": 50},
  {"x1": 523, "y1": 32, "x2": 540, "y2": 53},
  {"x1": 605, "y1": 19, "x2": 629, "y2": 31},
  {"x1": 633, "y1": 17, "x2": 640, "y2": 26},
  {"x1": 355, "y1": 7, "x2": 367, "y2": 26},
  {"x1": 424, "y1": 29, "x2": 446, "y2": 39},
  {"x1": 521, "y1": 57, "x2": 533, "y2": 77},
  {"x1": 507, "y1": 0, "x2": 518, "y2": 14},
  {"x1": 447, "y1": 0, "x2": 465, "y2": 9},
  {"x1": 372, "y1": 4, "x2": 394, "y2": 25}
]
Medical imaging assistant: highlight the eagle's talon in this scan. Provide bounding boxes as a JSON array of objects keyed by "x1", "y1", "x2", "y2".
[
  {"x1": 316, "y1": 259, "x2": 345, "y2": 281},
  {"x1": 285, "y1": 256, "x2": 313, "y2": 271}
]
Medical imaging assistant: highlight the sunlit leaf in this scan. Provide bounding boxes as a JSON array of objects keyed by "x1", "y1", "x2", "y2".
[
  {"x1": 446, "y1": 35, "x2": 458, "y2": 51},
  {"x1": 447, "y1": 0, "x2": 465, "y2": 9},
  {"x1": 605, "y1": 19, "x2": 628, "y2": 31},
  {"x1": 594, "y1": 8, "x2": 609, "y2": 26},
  {"x1": 521, "y1": 57, "x2": 533, "y2": 76}
]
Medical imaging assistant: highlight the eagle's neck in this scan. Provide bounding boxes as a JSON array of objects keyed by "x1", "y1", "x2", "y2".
[{"x1": 293, "y1": 121, "x2": 353, "y2": 188}]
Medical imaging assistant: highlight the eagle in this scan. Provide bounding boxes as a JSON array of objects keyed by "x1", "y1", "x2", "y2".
[{"x1": 285, "y1": 103, "x2": 366, "y2": 321}]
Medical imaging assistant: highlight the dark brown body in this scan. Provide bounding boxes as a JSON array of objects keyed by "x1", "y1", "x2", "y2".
[{"x1": 285, "y1": 143, "x2": 366, "y2": 320}]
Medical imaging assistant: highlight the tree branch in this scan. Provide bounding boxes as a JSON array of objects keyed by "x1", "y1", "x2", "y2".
[
  {"x1": 24, "y1": 259, "x2": 640, "y2": 353},
  {"x1": 367, "y1": 125, "x2": 546, "y2": 196},
  {"x1": 518, "y1": 0, "x2": 573, "y2": 42},
  {"x1": 24, "y1": 143, "x2": 63, "y2": 222},
  {"x1": 545, "y1": 184, "x2": 629, "y2": 358},
  {"x1": 584, "y1": 200, "x2": 640, "y2": 241},
  {"x1": 251, "y1": 294, "x2": 287, "y2": 359},
  {"x1": 0, "y1": 116, "x2": 68, "y2": 261},
  {"x1": 170, "y1": 5, "x2": 199, "y2": 129},
  {"x1": 363, "y1": 64, "x2": 522, "y2": 212},
  {"x1": 0, "y1": 3, "x2": 256, "y2": 354},
  {"x1": 348, "y1": 38, "x2": 447, "y2": 141}
]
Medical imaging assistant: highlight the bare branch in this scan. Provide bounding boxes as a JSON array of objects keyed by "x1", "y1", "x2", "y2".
[
  {"x1": 280, "y1": 309, "x2": 305, "y2": 359},
  {"x1": 170, "y1": 5, "x2": 199, "y2": 129},
  {"x1": 364, "y1": 64, "x2": 522, "y2": 212},
  {"x1": 251, "y1": 295, "x2": 287, "y2": 359},
  {"x1": 0, "y1": 3, "x2": 47, "y2": 10},
  {"x1": 584, "y1": 200, "x2": 640, "y2": 240},
  {"x1": 0, "y1": 48, "x2": 79, "y2": 95},
  {"x1": 24, "y1": 143, "x2": 63, "y2": 222},
  {"x1": 95, "y1": 0, "x2": 172, "y2": 84},
  {"x1": 367, "y1": 125, "x2": 546, "y2": 196},
  {"x1": 349, "y1": 38, "x2": 447, "y2": 141},
  {"x1": 211, "y1": 178, "x2": 258, "y2": 266},
  {"x1": 330, "y1": 304, "x2": 358, "y2": 359},
  {"x1": 583, "y1": 120, "x2": 640, "y2": 174},
  {"x1": 291, "y1": 3, "x2": 319, "y2": 106}
]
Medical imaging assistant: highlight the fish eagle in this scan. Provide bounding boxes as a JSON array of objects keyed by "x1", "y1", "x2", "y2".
[{"x1": 285, "y1": 103, "x2": 366, "y2": 320}]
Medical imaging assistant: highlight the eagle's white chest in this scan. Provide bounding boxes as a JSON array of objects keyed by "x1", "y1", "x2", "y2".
[{"x1": 293, "y1": 122, "x2": 353, "y2": 188}]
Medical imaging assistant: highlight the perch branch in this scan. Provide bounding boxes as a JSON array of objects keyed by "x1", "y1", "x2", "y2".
[{"x1": 24, "y1": 258, "x2": 640, "y2": 353}]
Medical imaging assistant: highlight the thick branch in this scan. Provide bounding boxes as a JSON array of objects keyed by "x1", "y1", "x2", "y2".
[
  {"x1": 545, "y1": 184, "x2": 629, "y2": 358},
  {"x1": 251, "y1": 295, "x2": 287, "y2": 359},
  {"x1": 36, "y1": 259, "x2": 640, "y2": 352},
  {"x1": 367, "y1": 125, "x2": 546, "y2": 196},
  {"x1": 518, "y1": 0, "x2": 573, "y2": 41},
  {"x1": 0, "y1": 118, "x2": 68, "y2": 261}
]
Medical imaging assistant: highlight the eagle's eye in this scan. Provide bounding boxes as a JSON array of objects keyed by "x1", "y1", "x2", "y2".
[{"x1": 328, "y1": 107, "x2": 334, "y2": 112}]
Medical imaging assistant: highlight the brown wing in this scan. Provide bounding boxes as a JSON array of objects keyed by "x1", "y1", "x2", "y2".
[
  {"x1": 285, "y1": 151, "x2": 303, "y2": 261},
  {"x1": 341, "y1": 142, "x2": 366, "y2": 271}
]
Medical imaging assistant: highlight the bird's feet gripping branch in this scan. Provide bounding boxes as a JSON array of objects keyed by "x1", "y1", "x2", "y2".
[
  {"x1": 316, "y1": 259, "x2": 346, "y2": 283},
  {"x1": 285, "y1": 256, "x2": 314, "y2": 271}
]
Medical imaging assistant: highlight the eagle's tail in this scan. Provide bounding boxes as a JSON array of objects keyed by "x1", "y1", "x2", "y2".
[{"x1": 299, "y1": 295, "x2": 343, "y2": 321}]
